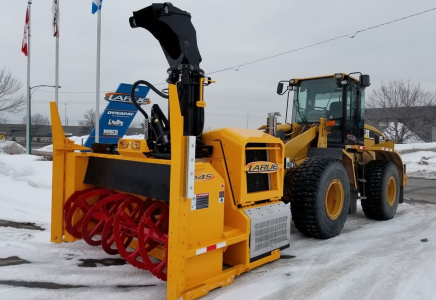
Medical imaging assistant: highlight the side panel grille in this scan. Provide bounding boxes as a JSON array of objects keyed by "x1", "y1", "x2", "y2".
[
  {"x1": 244, "y1": 202, "x2": 291, "y2": 261},
  {"x1": 246, "y1": 143, "x2": 269, "y2": 193},
  {"x1": 254, "y1": 216, "x2": 288, "y2": 251}
]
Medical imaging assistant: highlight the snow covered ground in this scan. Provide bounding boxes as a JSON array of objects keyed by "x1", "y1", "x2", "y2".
[
  {"x1": 0, "y1": 153, "x2": 435, "y2": 300},
  {"x1": 396, "y1": 142, "x2": 436, "y2": 179}
]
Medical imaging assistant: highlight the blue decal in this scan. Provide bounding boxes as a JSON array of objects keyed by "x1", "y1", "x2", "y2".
[{"x1": 84, "y1": 83, "x2": 150, "y2": 148}]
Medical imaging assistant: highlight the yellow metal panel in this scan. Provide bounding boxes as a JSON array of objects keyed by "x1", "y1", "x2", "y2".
[
  {"x1": 117, "y1": 138, "x2": 150, "y2": 158},
  {"x1": 342, "y1": 150, "x2": 357, "y2": 189},
  {"x1": 284, "y1": 125, "x2": 317, "y2": 168},
  {"x1": 203, "y1": 128, "x2": 284, "y2": 206},
  {"x1": 317, "y1": 118, "x2": 328, "y2": 148},
  {"x1": 50, "y1": 102, "x2": 67, "y2": 243},
  {"x1": 166, "y1": 83, "x2": 187, "y2": 300}
]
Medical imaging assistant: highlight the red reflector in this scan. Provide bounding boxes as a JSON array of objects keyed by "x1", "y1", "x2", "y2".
[
  {"x1": 326, "y1": 120, "x2": 336, "y2": 127},
  {"x1": 206, "y1": 245, "x2": 217, "y2": 251}
]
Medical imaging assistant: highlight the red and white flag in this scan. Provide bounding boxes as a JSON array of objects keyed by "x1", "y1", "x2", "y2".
[
  {"x1": 21, "y1": 8, "x2": 29, "y2": 56},
  {"x1": 52, "y1": 0, "x2": 59, "y2": 37}
]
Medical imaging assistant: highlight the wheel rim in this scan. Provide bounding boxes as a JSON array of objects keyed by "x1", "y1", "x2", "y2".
[
  {"x1": 386, "y1": 176, "x2": 397, "y2": 207},
  {"x1": 325, "y1": 179, "x2": 344, "y2": 220}
]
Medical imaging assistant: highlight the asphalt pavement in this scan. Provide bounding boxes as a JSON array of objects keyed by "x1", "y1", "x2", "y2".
[{"x1": 405, "y1": 178, "x2": 436, "y2": 204}]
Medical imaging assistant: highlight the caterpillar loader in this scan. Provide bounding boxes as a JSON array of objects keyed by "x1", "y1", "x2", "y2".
[
  {"x1": 262, "y1": 74, "x2": 407, "y2": 238},
  {"x1": 50, "y1": 3, "x2": 290, "y2": 300}
]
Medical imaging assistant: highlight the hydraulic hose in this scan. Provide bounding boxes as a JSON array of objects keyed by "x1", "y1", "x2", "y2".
[{"x1": 130, "y1": 80, "x2": 169, "y2": 120}]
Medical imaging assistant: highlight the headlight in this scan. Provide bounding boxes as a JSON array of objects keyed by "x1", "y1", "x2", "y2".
[{"x1": 335, "y1": 73, "x2": 343, "y2": 79}]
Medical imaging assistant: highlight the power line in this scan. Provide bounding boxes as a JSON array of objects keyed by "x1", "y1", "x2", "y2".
[
  {"x1": 207, "y1": 7, "x2": 436, "y2": 75},
  {"x1": 32, "y1": 7, "x2": 436, "y2": 94}
]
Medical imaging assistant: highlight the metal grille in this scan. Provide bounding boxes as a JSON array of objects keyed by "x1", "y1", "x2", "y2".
[
  {"x1": 244, "y1": 202, "x2": 291, "y2": 260},
  {"x1": 254, "y1": 216, "x2": 288, "y2": 252},
  {"x1": 246, "y1": 143, "x2": 269, "y2": 193}
]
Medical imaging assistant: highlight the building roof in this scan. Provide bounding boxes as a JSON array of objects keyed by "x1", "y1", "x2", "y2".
[{"x1": 366, "y1": 106, "x2": 436, "y2": 120}]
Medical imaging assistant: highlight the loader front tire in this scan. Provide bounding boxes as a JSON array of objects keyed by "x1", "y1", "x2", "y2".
[
  {"x1": 291, "y1": 158, "x2": 350, "y2": 239},
  {"x1": 362, "y1": 161, "x2": 399, "y2": 220}
]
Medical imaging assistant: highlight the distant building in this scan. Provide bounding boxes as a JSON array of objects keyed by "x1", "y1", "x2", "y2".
[
  {"x1": 366, "y1": 106, "x2": 436, "y2": 142},
  {"x1": 0, "y1": 124, "x2": 143, "y2": 147}
]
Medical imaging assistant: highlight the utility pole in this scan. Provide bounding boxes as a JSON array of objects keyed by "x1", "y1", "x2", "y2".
[
  {"x1": 246, "y1": 113, "x2": 249, "y2": 129},
  {"x1": 95, "y1": 6, "x2": 102, "y2": 143},
  {"x1": 55, "y1": 0, "x2": 60, "y2": 106}
]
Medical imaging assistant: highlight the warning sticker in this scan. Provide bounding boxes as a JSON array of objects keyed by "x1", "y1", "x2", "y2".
[
  {"x1": 219, "y1": 191, "x2": 225, "y2": 203},
  {"x1": 192, "y1": 193, "x2": 209, "y2": 210}
]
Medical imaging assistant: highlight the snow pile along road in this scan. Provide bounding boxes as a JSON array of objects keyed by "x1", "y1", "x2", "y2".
[
  {"x1": 0, "y1": 141, "x2": 25, "y2": 154},
  {"x1": 0, "y1": 155, "x2": 52, "y2": 224},
  {"x1": 396, "y1": 142, "x2": 436, "y2": 179}
]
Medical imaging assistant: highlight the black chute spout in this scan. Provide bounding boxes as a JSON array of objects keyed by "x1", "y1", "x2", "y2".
[{"x1": 129, "y1": 2, "x2": 202, "y2": 68}]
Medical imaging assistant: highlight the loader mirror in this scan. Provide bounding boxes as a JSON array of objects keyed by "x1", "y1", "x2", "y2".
[
  {"x1": 277, "y1": 82, "x2": 284, "y2": 95},
  {"x1": 129, "y1": 2, "x2": 202, "y2": 68},
  {"x1": 360, "y1": 75, "x2": 371, "y2": 88}
]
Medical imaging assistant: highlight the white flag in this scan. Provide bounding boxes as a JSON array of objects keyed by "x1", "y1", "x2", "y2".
[{"x1": 52, "y1": 0, "x2": 59, "y2": 37}]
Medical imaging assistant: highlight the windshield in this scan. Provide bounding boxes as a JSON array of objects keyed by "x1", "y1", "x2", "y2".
[{"x1": 292, "y1": 77, "x2": 343, "y2": 123}]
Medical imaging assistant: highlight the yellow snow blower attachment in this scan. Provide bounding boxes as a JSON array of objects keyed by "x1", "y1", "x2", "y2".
[{"x1": 50, "y1": 3, "x2": 290, "y2": 299}]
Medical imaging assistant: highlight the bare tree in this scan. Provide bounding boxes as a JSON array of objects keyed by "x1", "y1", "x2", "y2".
[
  {"x1": 22, "y1": 113, "x2": 50, "y2": 136},
  {"x1": 78, "y1": 108, "x2": 95, "y2": 134},
  {"x1": 0, "y1": 116, "x2": 8, "y2": 124},
  {"x1": 366, "y1": 80, "x2": 436, "y2": 143},
  {"x1": 0, "y1": 68, "x2": 26, "y2": 119}
]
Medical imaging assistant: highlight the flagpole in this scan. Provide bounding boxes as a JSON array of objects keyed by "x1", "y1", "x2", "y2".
[
  {"x1": 55, "y1": 0, "x2": 60, "y2": 106},
  {"x1": 26, "y1": 0, "x2": 32, "y2": 155},
  {"x1": 95, "y1": 9, "x2": 101, "y2": 143}
]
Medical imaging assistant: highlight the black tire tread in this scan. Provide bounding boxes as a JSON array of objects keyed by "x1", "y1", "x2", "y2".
[
  {"x1": 291, "y1": 157, "x2": 341, "y2": 239},
  {"x1": 362, "y1": 160, "x2": 397, "y2": 220}
]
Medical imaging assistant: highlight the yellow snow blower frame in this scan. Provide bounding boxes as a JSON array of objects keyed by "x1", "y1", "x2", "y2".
[{"x1": 50, "y1": 3, "x2": 290, "y2": 300}]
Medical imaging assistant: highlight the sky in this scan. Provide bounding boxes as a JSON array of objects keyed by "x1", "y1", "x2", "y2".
[{"x1": 0, "y1": 0, "x2": 435, "y2": 129}]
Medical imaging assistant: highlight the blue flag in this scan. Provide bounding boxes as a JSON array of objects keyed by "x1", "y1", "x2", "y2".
[{"x1": 92, "y1": 0, "x2": 102, "y2": 14}]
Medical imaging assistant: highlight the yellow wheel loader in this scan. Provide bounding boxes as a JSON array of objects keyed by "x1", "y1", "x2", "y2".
[
  {"x1": 263, "y1": 73, "x2": 407, "y2": 239},
  {"x1": 50, "y1": 3, "x2": 290, "y2": 299}
]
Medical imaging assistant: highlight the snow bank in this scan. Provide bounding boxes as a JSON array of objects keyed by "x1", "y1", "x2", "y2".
[
  {"x1": 402, "y1": 151, "x2": 436, "y2": 179},
  {"x1": 396, "y1": 142, "x2": 436, "y2": 152},
  {"x1": 0, "y1": 155, "x2": 52, "y2": 224},
  {"x1": 0, "y1": 141, "x2": 25, "y2": 154}
]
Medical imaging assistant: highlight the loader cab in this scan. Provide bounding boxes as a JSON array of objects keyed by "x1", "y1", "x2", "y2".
[{"x1": 285, "y1": 73, "x2": 370, "y2": 147}]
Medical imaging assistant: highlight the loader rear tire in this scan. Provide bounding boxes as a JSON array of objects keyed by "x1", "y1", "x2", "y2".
[
  {"x1": 291, "y1": 158, "x2": 350, "y2": 239},
  {"x1": 362, "y1": 161, "x2": 399, "y2": 220}
]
